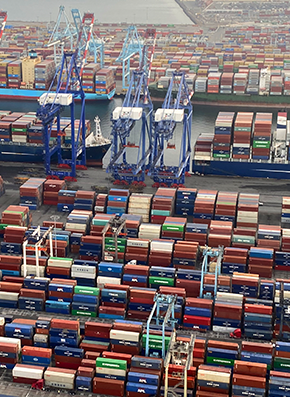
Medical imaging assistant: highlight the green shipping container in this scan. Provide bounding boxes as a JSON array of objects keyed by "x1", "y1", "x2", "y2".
[
  {"x1": 71, "y1": 309, "x2": 97, "y2": 317},
  {"x1": 213, "y1": 153, "x2": 230, "y2": 159},
  {"x1": 253, "y1": 141, "x2": 271, "y2": 149},
  {"x1": 142, "y1": 334, "x2": 171, "y2": 350},
  {"x1": 96, "y1": 357, "x2": 127, "y2": 371},
  {"x1": 206, "y1": 356, "x2": 234, "y2": 367},
  {"x1": 104, "y1": 245, "x2": 126, "y2": 253},
  {"x1": 232, "y1": 235, "x2": 255, "y2": 245},
  {"x1": 105, "y1": 237, "x2": 127, "y2": 246},
  {"x1": 162, "y1": 225, "x2": 184, "y2": 232},
  {"x1": 74, "y1": 286, "x2": 99, "y2": 296},
  {"x1": 148, "y1": 277, "x2": 175, "y2": 287}
]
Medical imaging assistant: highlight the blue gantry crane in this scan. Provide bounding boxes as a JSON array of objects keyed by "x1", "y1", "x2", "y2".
[
  {"x1": 37, "y1": 20, "x2": 87, "y2": 181},
  {"x1": 47, "y1": 6, "x2": 76, "y2": 66},
  {"x1": 107, "y1": 70, "x2": 153, "y2": 185},
  {"x1": 71, "y1": 9, "x2": 104, "y2": 69},
  {"x1": 116, "y1": 25, "x2": 144, "y2": 90},
  {"x1": 148, "y1": 71, "x2": 193, "y2": 187}
]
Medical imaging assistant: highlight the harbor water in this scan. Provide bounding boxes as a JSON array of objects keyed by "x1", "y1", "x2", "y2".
[
  {"x1": 0, "y1": 98, "x2": 280, "y2": 168},
  {"x1": 4, "y1": 0, "x2": 191, "y2": 24}
]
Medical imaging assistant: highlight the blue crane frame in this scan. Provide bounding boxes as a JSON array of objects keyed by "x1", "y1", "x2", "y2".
[
  {"x1": 149, "y1": 71, "x2": 193, "y2": 186},
  {"x1": 107, "y1": 70, "x2": 153, "y2": 184}
]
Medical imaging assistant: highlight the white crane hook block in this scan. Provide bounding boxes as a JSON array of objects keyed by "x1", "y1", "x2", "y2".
[{"x1": 38, "y1": 93, "x2": 73, "y2": 106}]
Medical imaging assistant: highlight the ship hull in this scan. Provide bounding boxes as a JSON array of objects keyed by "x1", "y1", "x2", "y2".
[
  {"x1": 0, "y1": 88, "x2": 115, "y2": 101},
  {"x1": 0, "y1": 142, "x2": 111, "y2": 166},
  {"x1": 192, "y1": 159, "x2": 290, "y2": 180}
]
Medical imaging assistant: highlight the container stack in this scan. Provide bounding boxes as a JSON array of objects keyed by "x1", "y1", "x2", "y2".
[
  {"x1": 128, "y1": 193, "x2": 152, "y2": 222},
  {"x1": 252, "y1": 112, "x2": 272, "y2": 160},
  {"x1": 19, "y1": 178, "x2": 45, "y2": 210},
  {"x1": 206, "y1": 340, "x2": 239, "y2": 368},
  {"x1": 213, "y1": 292, "x2": 243, "y2": 333},
  {"x1": 65, "y1": 210, "x2": 92, "y2": 235},
  {"x1": 74, "y1": 191, "x2": 95, "y2": 212},
  {"x1": 46, "y1": 280, "x2": 75, "y2": 315},
  {"x1": 121, "y1": 214, "x2": 142, "y2": 238},
  {"x1": 270, "y1": 75, "x2": 283, "y2": 95},
  {"x1": 1, "y1": 205, "x2": 31, "y2": 227},
  {"x1": 149, "y1": 239, "x2": 174, "y2": 267},
  {"x1": 127, "y1": 288, "x2": 156, "y2": 321},
  {"x1": 21, "y1": 56, "x2": 42, "y2": 86},
  {"x1": 97, "y1": 262, "x2": 123, "y2": 289},
  {"x1": 151, "y1": 188, "x2": 176, "y2": 224},
  {"x1": 282, "y1": 197, "x2": 290, "y2": 228},
  {"x1": 21, "y1": 346, "x2": 52, "y2": 367},
  {"x1": 185, "y1": 223, "x2": 208, "y2": 245},
  {"x1": 233, "y1": 72, "x2": 248, "y2": 94},
  {"x1": 248, "y1": 247, "x2": 274, "y2": 278},
  {"x1": 46, "y1": 257, "x2": 73, "y2": 280},
  {"x1": 90, "y1": 214, "x2": 112, "y2": 236},
  {"x1": 232, "y1": 360, "x2": 267, "y2": 397},
  {"x1": 274, "y1": 342, "x2": 290, "y2": 373},
  {"x1": 194, "y1": 76, "x2": 207, "y2": 93},
  {"x1": 11, "y1": 119, "x2": 30, "y2": 143},
  {"x1": 214, "y1": 191, "x2": 238, "y2": 224},
  {"x1": 208, "y1": 220, "x2": 232, "y2": 247},
  {"x1": 207, "y1": 72, "x2": 221, "y2": 93},
  {"x1": 213, "y1": 112, "x2": 234, "y2": 159},
  {"x1": 123, "y1": 262, "x2": 149, "y2": 287},
  {"x1": 82, "y1": 321, "x2": 111, "y2": 354},
  {"x1": 44, "y1": 367, "x2": 76, "y2": 390},
  {"x1": 281, "y1": 229, "x2": 290, "y2": 252},
  {"x1": 7, "y1": 60, "x2": 22, "y2": 88},
  {"x1": 94, "y1": 194, "x2": 107, "y2": 213},
  {"x1": 247, "y1": 69, "x2": 260, "y2": 95},
  {"x1": 161, "y1": 217, "x2": 186, "y2": 241},
  {"x1": 0, "y1": 336, "x2": 20, "y2": 369},
  {"x1": 0, "y1": 59, "x2": 11, "y2": 88},
  {"x1": 12, "y1": 363, "x2": 45, "y2": 384},
  {"x1": 276, "y1": 112, "x2": 287, "y2": 142},
  {"x1": 110, "y1": 322, "x2": 142, "y2": 355},
  {"x1": 71, "y1": 285, "x2": 99, "y2": 317},
  {"x1": 125, "y1": 238, "x2": 150, "y2": 265},
  {"x1": 138, "y1": 224, "x2": 161, "y2": 240},
  {"x1": 107, "y1": 189, "x2": 129, "y2": 216},
  {"x1": 172, "y1": 241, "x2": 199, "y2": 270},
  {"x1": 57, "y1": 190, "x2": 76, "y2": 213},
  {"x1": 233, "y1": 112, "x2": 253, "y2": 160},
  {"x1": 100, "y1": 287, "x2": 127, "y2": 320},
  {"x1": 34, "y1": 60, "x2": 55, "y2": 90},
  {"x1": 193, "y1": 190, "x2": 217, "y2": 225},
  {"x1": 79, "y1": 236, "x2": 102, "y2": 262},
  {"x1": 269, "y1": 370, "x2": 290, "y2": 397},
  {"x1": 175, "y1": 187, "x2": 196, "y2": 216},
  {"x1": 19, "y1": 285, "x2": 45, "y2": 311},
  {"x1": 257, "y1": 224, "x2": 281, "y2": 250},
  {"x1": 236, "y1": 193, "x2": 259, "y2": 229},
  {"x1": 103, "y1": 235, "x2": 126, "y2": 263},
  {"x1": 220, "y1": 72, "x2": 233, "y2": 94},
  {"x1": 244, "y1": 300, "x2": 273, "y2": 340},
  {"x1": 95, "y1": 69, "x2": 115, "y2": 95},
  {"x1": 82, "y1": 63, "x2": 100, "y2": 93},
  {"x1": 275, "y1": 251, "x2": 290, "y2": 271},
  {"x1": 196, "y1": 365, "x2": 231, "y2": 397},
  {"x1": 183, "y1": 297, "x2": 213, "y2": 331},
  {"x1": 149, "y1": 266, "x2": 175, "y2": 290},
  {"x1": 222, "y1": 247, "x2": 248, "y2": 274},
  {"x1": 193, "y1": 133, "x2": 214, "y2": 161},
  {"x1": 43, "y1": 180, "x2": 66, "y2": 206},
  {"x1": 176, "y1": 268, "x2": 201, "y2": 298},
  {"x1": 71, "y1": 258, "x2": 98, "y2": 286},
  {"x1": 240, "y1": 341, "x2": 273, "y2": 371}
]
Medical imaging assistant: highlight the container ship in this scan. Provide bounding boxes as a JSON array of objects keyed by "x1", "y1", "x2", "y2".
[
  {"x1": 0, "y1": 55, "x2": 116, "y2": 102},
  {"x1": 0, "y1": 111, "x2": 111, "y2": 166},
  {"x1": 192, "y1": 110, "x2": 290, "y2": 179}
]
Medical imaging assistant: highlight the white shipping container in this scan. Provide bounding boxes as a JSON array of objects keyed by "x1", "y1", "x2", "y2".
[
  {"x1": 21, "y1": 265, "x2": 46, "y2": 277},
  {"x1": 97, "y1": 276, "x2": 121, "y2": 288},
  {"x1": 95, "y1": 366, "x2": 126, "y2": 378},
  {"x1": 0, "y1": 291, "x2": 19, "y2": 301},
  {"x1": 0, "y1": 337, "x2": 21, "y2": 351},
  {"x1": 197, "y1": 369, "x2": 231, "y2": 383},
  {"x1": 13, "y1": 364, "x2": 44, "y2": 379},
  {"x1": 109, "y1": 330, "x2": 140, "y2": 343}
]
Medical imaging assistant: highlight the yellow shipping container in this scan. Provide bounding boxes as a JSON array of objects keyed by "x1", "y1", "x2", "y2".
[{"x1": 21, "y1": 56, "x2": 42, "y2": 84}]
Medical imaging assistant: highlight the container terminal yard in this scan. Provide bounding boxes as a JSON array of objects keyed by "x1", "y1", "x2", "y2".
[{"x1": 1, "y1": 2, "x2": 290, "y2": 397}]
